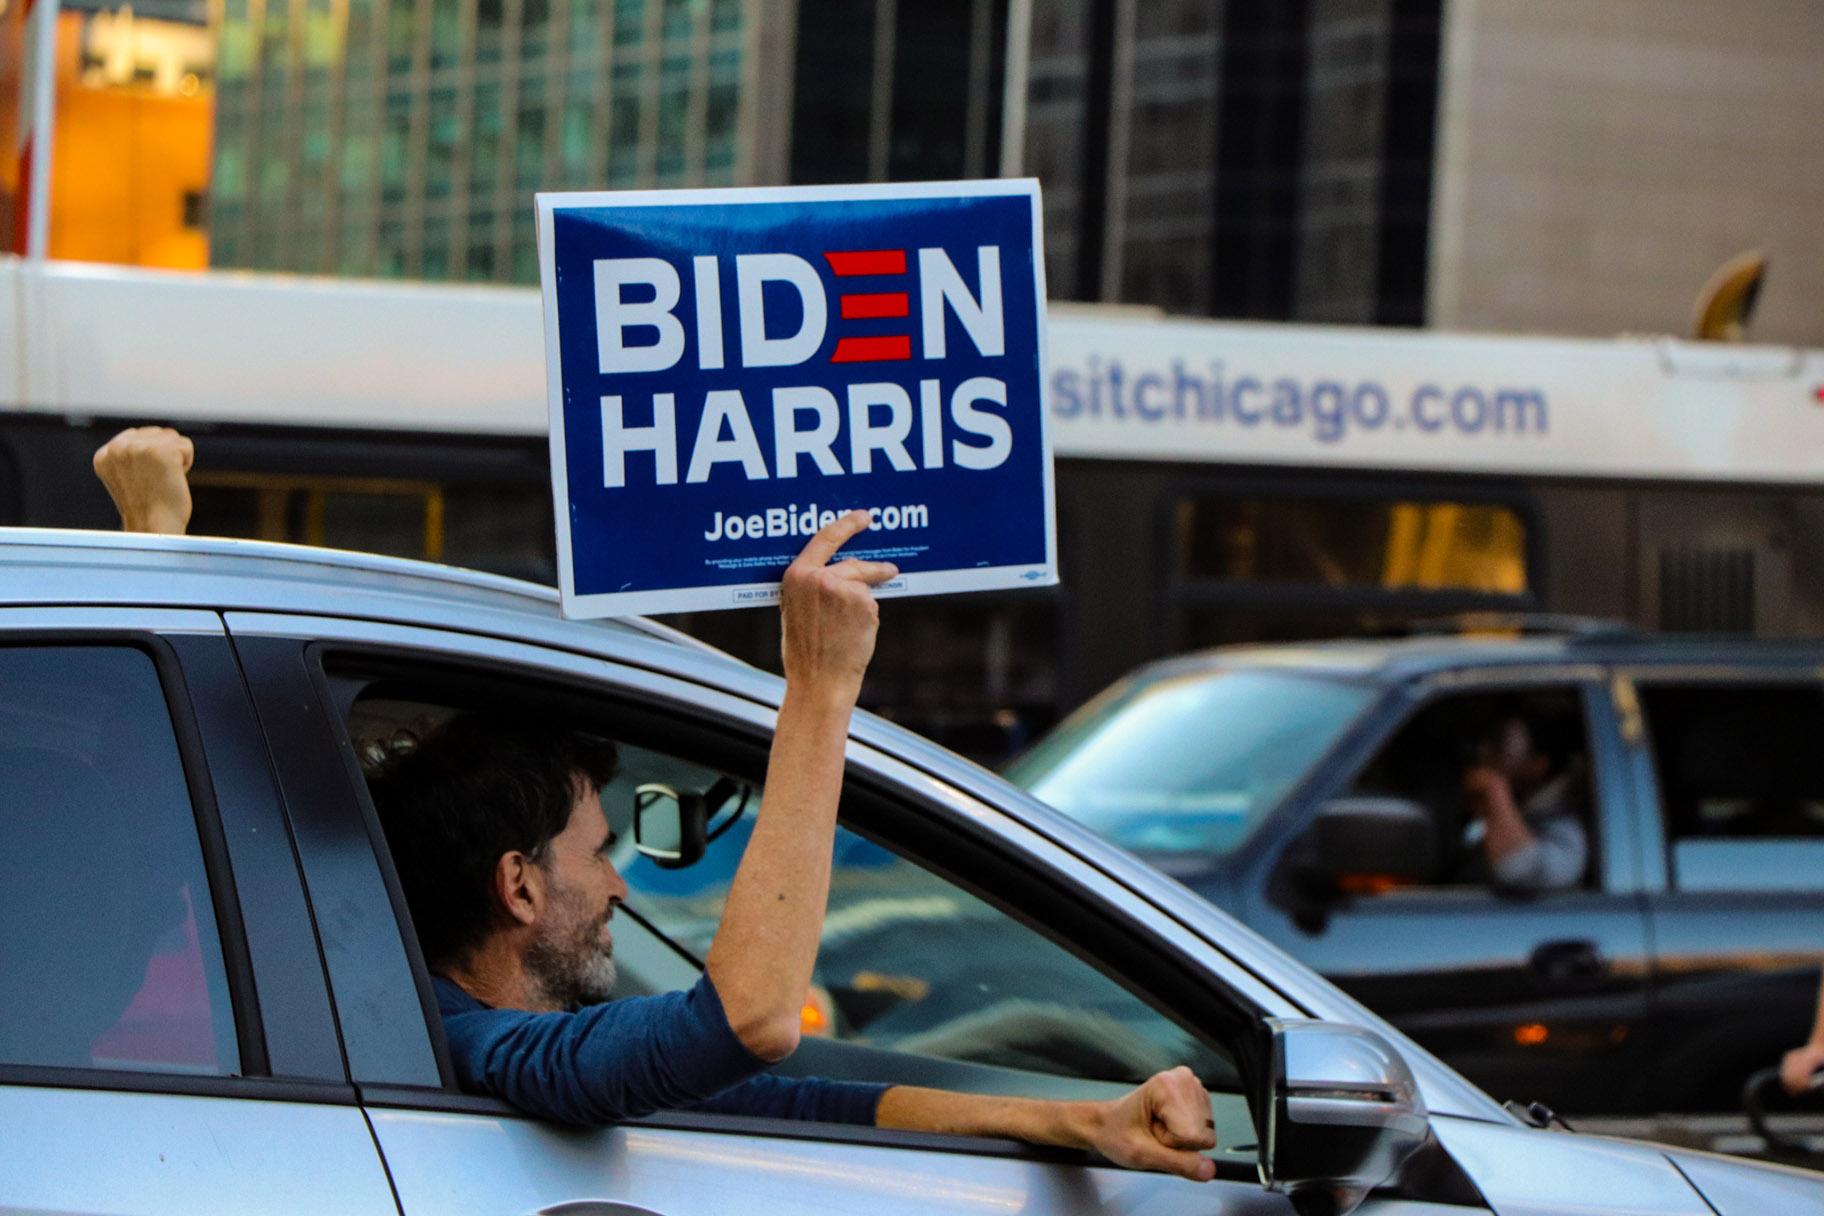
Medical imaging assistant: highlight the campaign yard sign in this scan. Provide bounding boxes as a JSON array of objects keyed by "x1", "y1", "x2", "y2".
[{"x1": 536, "y1": 180, "x2": 1055, "y2": 619}]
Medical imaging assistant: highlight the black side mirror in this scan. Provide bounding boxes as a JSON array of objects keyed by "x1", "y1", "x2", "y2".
[
  {"x1": 633, "y1": 783, "x2": 708, "y2": 869},
  {"x1": 1290, "y1": 796, "x2": 1436, "y2": 894}
]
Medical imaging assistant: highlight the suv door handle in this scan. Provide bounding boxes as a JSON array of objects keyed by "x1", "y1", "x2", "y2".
[
  {"x1": 536, "y1": 1204, "x2": 667, "y2": 1216},
  {"x1": 1529, "y1": 938, "x2": 1604, "y2": 983}
]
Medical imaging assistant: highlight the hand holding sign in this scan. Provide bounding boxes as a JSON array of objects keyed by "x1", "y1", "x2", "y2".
[{"x1": 780, "y1": 510, "x2": 898, "y2": 704}]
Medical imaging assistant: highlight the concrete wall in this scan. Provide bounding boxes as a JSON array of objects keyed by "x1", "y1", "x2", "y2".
[{"x1": 1428, "y1": 0, "x2": 1824, "y2": 345}]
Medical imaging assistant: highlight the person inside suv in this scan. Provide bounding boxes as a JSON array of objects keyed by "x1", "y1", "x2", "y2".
[{"x1": 1457, "y1": 709, "x2": 1589, "y2": 892}]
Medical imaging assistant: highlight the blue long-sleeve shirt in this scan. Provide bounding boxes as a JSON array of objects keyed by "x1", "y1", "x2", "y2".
[{"x1": 433, "y1": 974, "x2": 887, "y2": 1127}]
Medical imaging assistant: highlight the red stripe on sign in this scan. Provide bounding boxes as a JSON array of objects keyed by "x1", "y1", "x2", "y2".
[
  {"x1": 831, "y1": 335, "x2": 912, "y2": 363},
  {"x1": 839, "y1": 292, "x2": 910, "y2": 319},
  {"x1": 824, "y1": 249, "x2": 906, "y2": 276}
]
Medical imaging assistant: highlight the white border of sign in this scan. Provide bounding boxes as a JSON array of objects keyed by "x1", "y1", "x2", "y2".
[{"x1": 536, "y1": 178, "x2": 1055, "y2": 620}]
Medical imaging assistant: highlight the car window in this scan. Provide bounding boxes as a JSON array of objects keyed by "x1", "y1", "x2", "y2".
[
  {"x1": 0, "y1": 645, "x2": 239, "y2": 1075},
  {"x1": 1345, "y1": 686, "x2": 1596, "y2": 894},
  {"x1": 1005, "y1": 667, "x2": 1372, "y2": 858},
  {"x1": 345, "y1": 686, "x2": 1238, "y2": 1098},
  {"x1": 1639, "y1": 682, "x2": 1824, "y2": 892},
  {"x1": 600, "y1": 741, "x2": 1237, "y2": 1092}
]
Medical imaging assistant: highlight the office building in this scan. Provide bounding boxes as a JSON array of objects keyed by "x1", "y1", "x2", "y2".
[
  {"x1": 1027, "y1": 0, "x2": 1442, "y2": 324},
  {"x1": 208, "y1": 0, "x2": 794, "y2": 280}
]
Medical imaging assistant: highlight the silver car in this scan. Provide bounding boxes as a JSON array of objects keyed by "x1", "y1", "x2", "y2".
[{"x1": 1, "y1": 528, "x2": 1818, "y2": 1216}]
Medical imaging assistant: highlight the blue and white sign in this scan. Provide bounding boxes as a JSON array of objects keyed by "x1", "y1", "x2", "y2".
[{"x1": 536, "y1": 180, "x2": 1055, "y2": 619}]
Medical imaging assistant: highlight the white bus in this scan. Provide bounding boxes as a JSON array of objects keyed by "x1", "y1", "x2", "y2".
[{"x1": 7, "y1": 256, "x2": 1824, "y2": 757}]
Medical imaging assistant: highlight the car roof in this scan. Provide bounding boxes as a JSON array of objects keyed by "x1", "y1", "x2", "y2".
[
  {"x1": 0, "y1": 527, "x2": 761, "y2": 682},
  {"x1": 1143, "y1": 628, "x2": 1824, "y2": 685}
]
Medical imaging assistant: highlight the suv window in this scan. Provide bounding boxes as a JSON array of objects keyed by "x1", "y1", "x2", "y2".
[
  {"x1": 1348, "y1": 686, "x2": 1596, "y2": 893},
  {"x1": 0, "y1": 646, "x2": 239, "y2": 1075},
  {"x1": 1639, "y1": 682, "x2": 1824, "y2": 892},
  {"x1": 1006, "y1": 667, "x2": 1372, "y2": 859}
]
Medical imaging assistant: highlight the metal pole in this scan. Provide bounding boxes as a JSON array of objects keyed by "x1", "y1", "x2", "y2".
[
  {"x1": 22, "y1": 0, "x2": 59, "y2": 259},
  {"x1": 998, "y1": 0, "x2": 1030, "y2": 177}
]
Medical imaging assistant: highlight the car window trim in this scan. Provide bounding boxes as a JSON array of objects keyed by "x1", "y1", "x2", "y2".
[
  {"x1": 300, "y1": 637, "x2": 1275, "y2": 1156},
  {"x1": 0, "y1": 627, "x2": 270, "y2": 1081},
  {"x1": 229, "y1": 632, "x2": 447, "y2": 1089},
  {"x1": 0, "y1": 1061, "x2": 356, "y2": 1106},
  {"x1": 351, "y1": 1082, "x2": 1283, "y2": 1179}
]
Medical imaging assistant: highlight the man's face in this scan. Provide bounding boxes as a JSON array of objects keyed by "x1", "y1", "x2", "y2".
[
  {"x1": 1479, "y1": 718, "x2": 1549, "y2": 784},
  {"x1": 524, "y1": 777, "x2": 628, "y2": 1008}
]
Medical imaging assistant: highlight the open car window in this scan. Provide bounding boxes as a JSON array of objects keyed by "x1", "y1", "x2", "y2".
[{"x1": 339, "y1": 670, "x2": 1257, "y2": 1169}]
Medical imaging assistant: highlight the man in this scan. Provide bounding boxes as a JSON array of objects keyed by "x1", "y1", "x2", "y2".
[
  {"x1": 92, "y1": 426, "x2": 194, "y2": 535},
  {"x1": 368, "y1": 512, "x2": 1220, "y2": 1181},
  {"x1": 1458, "y1": 712, "x2": 1589, "y2": 892}
]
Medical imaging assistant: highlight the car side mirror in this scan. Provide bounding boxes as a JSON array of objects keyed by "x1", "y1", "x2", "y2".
[
  {"x1": 1290, "y1": 796, "x2": 1435, "y2": 895},
  {"x1": 1262, "y1": 1019, "x2": 1431, "y2": 1216},
  {"x1": 633, "y1": 783, "x2": 708, "y2": 869}
]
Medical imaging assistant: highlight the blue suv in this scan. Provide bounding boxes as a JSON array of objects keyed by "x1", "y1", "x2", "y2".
[{"x1": 1008, "y1": 621, "x2": 1824, "y2": 1117}]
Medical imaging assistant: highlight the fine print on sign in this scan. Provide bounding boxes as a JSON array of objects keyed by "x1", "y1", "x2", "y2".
[{"x1": 536, "y1": 179, "x2": 1056, "y2": 619}]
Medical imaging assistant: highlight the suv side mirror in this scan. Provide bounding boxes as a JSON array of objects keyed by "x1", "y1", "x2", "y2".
[
  {"x1": 1262, "y1": 1019, "x2": 1430, "y2": 1216},
  {"x1": 1290, "y1": 796, "x2": 1435, "y2": 894}
]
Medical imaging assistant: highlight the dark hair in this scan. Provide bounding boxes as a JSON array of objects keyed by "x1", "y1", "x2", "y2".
[
  {"x1": 1475, "y1": 700, "x2": 1581, "y2": 771},
  {"x1": 365, "y1": 711, "x2": 618, "y2": 971}
]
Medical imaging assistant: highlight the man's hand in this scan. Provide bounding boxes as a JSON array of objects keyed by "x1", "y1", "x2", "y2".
[
  {"x1": 92, "y1": 426, "x2": 194, "y2": 535},
  {"x1": 1782, "y1": 1042, "x2": 1824, "y2": 1097},
  {"x1": 779, "y1": 510, "x2": 899, "y2": 705},
  {"x1": 1461, "y1": 765, "x2": 1508, "y2": 806},
  {"x1": 1087, "y1": 1066, "x2": 1218, "y2": 1182}
]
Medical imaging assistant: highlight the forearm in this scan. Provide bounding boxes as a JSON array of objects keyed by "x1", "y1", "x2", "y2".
[
  {"x1": 704, "y1": 681, "x2": 854, "y2": 1058},
  {"x1": 876, "y1": 1086, "x2": 1099, "y2": 1150},
  {"x1": 1479, "y1": 788, "x2": 1536, "y2": 863},
  {"x1": 1811, "y1": 968, "x2": 1824, "y2": 1045},
  {"x1": 119, "y1": 502, "x2": 191, "y2": 535}
]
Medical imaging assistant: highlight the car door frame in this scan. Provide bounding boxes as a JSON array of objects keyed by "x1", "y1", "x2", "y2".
[
  {"x1": 1614, "y1": 659, "x2": 1824, "y2": 1110},
  {"x1": 0, "y1": 606, "x2": 397, "y2": 1216},
  {"x1": 223, "y1": 608, "x2": 1501, "y2": 1214},
  {"x1": 0, "y1": 606, "x2": 350, "y2": 1099}
]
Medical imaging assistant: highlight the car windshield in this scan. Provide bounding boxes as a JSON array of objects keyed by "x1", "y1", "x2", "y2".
[{"x1": 1005, "y1": 667, "x2": 1373, "y2": 858}]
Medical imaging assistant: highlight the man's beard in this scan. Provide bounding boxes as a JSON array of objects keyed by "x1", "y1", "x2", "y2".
[{"x1": 526, "y1": 885, "x2": 619, "y2": 1008}]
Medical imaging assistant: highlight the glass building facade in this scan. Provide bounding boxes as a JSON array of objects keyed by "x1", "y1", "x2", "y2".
[
  {"x1": 208, "y1": 0, "x2": 789, "y2": 281},
  {"x1": 1025, "y1": 0, "x2": 1442, "y2": 325}
]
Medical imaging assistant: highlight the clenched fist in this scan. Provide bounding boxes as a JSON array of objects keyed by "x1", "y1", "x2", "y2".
[
  {"x1": 92, "y1": 426, "x2": 195, "y2": 535},
  {"x1": 779, "y1": 510, "x2": 898, "y2": 705},
  {"x1": 1089, "y1": 1065, "x2": 1219, "y2": 1182}
]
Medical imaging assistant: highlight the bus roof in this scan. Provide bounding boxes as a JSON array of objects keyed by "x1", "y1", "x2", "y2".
[{"x1": 6, "y1": 256, "x2": 1822, "y2": 484}]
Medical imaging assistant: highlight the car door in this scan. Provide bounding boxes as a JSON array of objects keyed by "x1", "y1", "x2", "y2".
[
  {"x1": 1239, "y1": 666, "x2": 1657, "y2": 1116},
  {"x1": 1620, "y1": 665, "x2": 1824, "y2": 1111},
  {"x1": 225, "y1": 609, "x2": 1482, "y2": 1216},
  {"x1": 0, "y1": 608, "x2": 398, "y2": 1216}
]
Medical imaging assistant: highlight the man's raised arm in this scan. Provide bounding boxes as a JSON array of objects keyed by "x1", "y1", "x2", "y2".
[{"x1": 704, "y1": 510, "x2": 897, "y2": 1061}]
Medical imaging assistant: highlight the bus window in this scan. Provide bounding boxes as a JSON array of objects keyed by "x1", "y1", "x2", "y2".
[
  {"x1": 1173, "y1": 495, "x2": 1529, "y2": 593},
  {"x1": 1164, "y1": 492, "x2": 1535, "y2": 649},
  {"x1": 188, "y1": 471, "x2": 555, "y2": 580}
]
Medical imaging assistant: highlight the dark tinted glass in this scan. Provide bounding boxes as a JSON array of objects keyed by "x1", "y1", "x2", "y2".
[
  {"x1": 1642, "y1": 684, "x2": 1824, "y2": 841},
  {"x1": 0, "y1": 647, "x2": 239, "y2": 1075}
]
